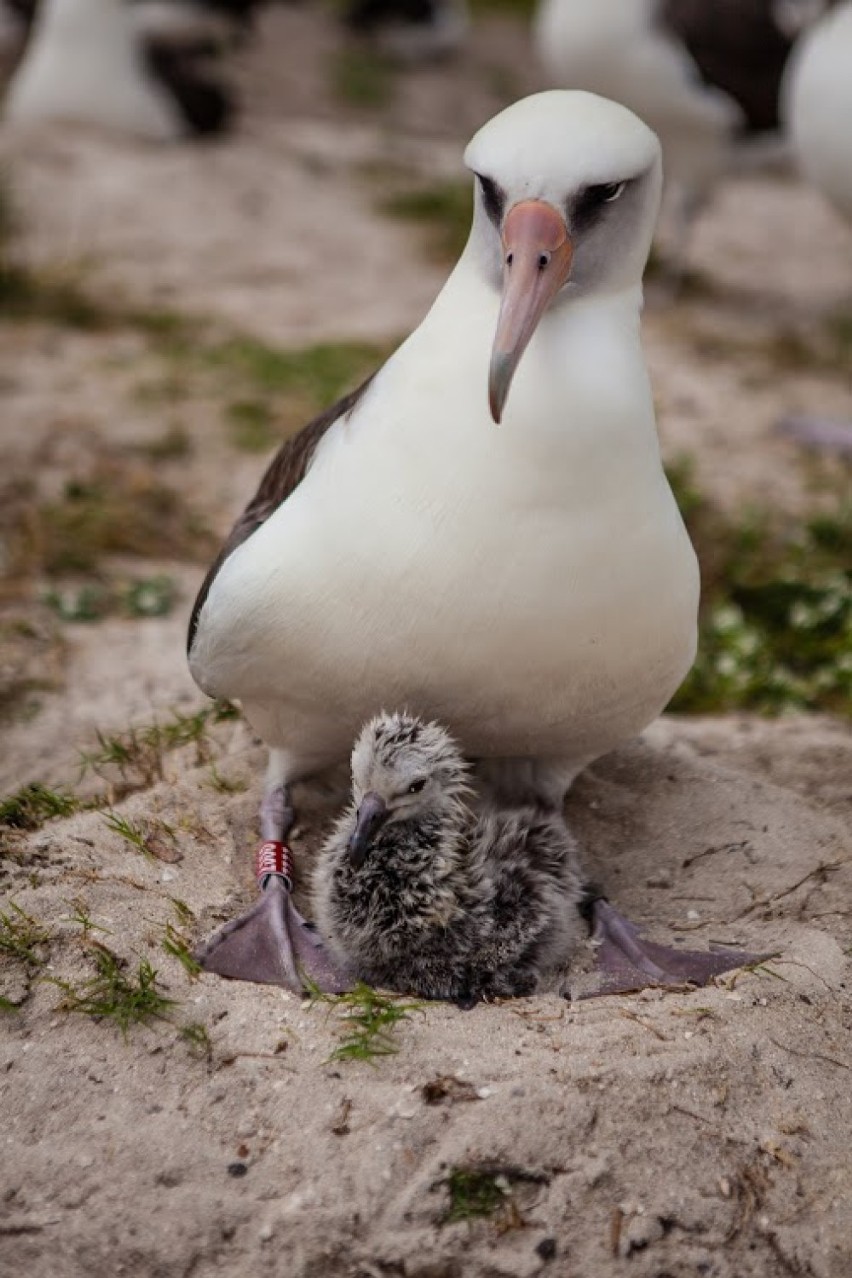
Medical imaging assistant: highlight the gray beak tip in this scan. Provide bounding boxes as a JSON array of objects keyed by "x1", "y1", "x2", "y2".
[{"x1": 347, "y1": 791, "x2": 388, "y2": 868}]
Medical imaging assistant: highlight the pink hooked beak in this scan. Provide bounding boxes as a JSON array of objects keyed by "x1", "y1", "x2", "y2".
[{"x1": 488, "y1": 200, "x2": 574, "y2": 424}]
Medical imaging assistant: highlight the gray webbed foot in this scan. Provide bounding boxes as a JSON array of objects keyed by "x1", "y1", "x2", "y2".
[
  {"x1": 196, "y1": 875, "x2": 352, "y2": 993},
  {"x1": 197, "y1": 780, "x2": 353, "y2": 994},
  {"x1": 580, "y1": 898, "x2": 769, "y2": 999}
]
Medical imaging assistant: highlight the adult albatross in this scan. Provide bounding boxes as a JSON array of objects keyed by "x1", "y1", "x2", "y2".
[{"x1": 190, "y1": 91, "x2": 755, "y2": 995}]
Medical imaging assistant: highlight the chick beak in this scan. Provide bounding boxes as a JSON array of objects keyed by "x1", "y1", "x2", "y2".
[
  {"x1": 488, "y1": 200, "x2": 574, "y2": 424},
  {"x1": 348, "y1": 791, "x2": 388, "y2": 868}
]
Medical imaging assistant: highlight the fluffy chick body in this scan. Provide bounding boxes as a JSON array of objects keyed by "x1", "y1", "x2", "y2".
[{"x1": 312, "y1": 713, "x2": 585, "y2": 1000}]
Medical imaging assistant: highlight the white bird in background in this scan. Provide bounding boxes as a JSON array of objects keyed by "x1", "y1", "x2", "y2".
[
  {"x1": 532, "y1": 0, "x2": 834, "y2": 254},
  {"x1": 186, "y1": 91, "x2": 749, "y2": 997},
  {"x1": 777, "y1": 1, "x2": 852, "y2": 457},
  {"x1": 3, "y1": 0, "x2": 237, "y2": 138},
  {"x1": 782, "y1": 0, "x2": 852, "y2": 222}
]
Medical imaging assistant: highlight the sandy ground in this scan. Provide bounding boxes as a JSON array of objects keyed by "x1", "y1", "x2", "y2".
[{"x1": 1, "y1": 7, "x2": 851, "y2": 1277}]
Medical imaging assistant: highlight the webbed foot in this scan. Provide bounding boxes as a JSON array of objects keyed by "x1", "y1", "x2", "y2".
[
  {"x1": 580, "y1": 898, "x2": 770, "y2": 998},
  {"x1": 197, "y1": 828, "x2": 352, "y2": 994}
]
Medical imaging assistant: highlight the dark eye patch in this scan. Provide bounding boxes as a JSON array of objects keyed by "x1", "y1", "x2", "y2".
[
  {"x1": 476, "y1": 173, "x2": 506, "y2": 227},
  {"x1": 571, "y1": 180, "x2": 630, "y2": 233}
]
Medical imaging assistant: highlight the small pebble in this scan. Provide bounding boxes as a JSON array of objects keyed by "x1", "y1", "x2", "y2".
[
  {"x1": 227, "y1": 1162, "x2": 248, "y2": 1178},
  {"x1": 646, "y1": 870, "x2": 672, "y2": 889}
]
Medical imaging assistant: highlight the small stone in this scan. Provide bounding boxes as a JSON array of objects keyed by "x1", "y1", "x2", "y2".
[
  {"x1": 646, "y1": 870, "x2": 672, "y2": 889},
  {"x1": 259, "y1": 1223, "x2": 274, "y2": 1242},
  {"x1": 227, "y1": 1161, "x2": 248, "y2": 1178},
  {"x1": 535, "y1": 1237, "x2": 557, "y2": 1261},
  {"x1": 621, "y1": 1213, "x2": 664, "y2": 1257}
]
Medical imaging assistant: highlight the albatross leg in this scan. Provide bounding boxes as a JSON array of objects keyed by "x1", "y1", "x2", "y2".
[
  {"x1": 196, "y1": 770, "x2": 352, "y2": 993},
  {"x1": 581, "y1": 897, "x2": 769, "y2": 998}
]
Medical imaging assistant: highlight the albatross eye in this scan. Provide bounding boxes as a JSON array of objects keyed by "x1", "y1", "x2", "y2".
[
  {"x1": 407, "y1": 778, "x2": 427, "y2": 795},
  {"x1": 596, "y1": 181, "x2": 626, "y2": 203}
]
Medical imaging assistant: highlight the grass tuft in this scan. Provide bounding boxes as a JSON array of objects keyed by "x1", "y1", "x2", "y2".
[
  {"x1": 442, "y1": 1167, "x2": 510, "y2": 1223},
  {"x1": 0, "y1": 782, "x2": 81, "y2": 830},
  {"x1": 64, "y1": 901, "x2": 110, "y2": 940},
  {"x1": 162, "y1": 921, "x2": 201, "y2": 978},
  {"x1": 307, "y1": 980, "x2": 423, "y2": 1064},
  {"x1": 52, "y1": 943, "x2": 175, "y2": 1035},
  {"x1": 79, "y1": 702, "x2": 236, "y2": 797},
  {"x1": 434, "y1": 1163, "x2": 549, "y2": 1227},
  {"x1": 0, "y1": 902, "x2": 53, "y2": 966},
  {"x1": 102, "y1": 810, "x2": 151, "y2": 855},
  {"x1": 180, "y1": 1020, "x2": 212, "y2": 1058}
]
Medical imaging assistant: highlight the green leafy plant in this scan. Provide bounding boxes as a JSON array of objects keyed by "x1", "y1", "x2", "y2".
[{"x1": 667, "y1": 461, "x2": 852, "y2": 716}]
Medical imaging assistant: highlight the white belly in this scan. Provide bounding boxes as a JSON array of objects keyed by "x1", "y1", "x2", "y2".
[{"x1": 191, "y1": 278, "x2": 700, "y2": 775}]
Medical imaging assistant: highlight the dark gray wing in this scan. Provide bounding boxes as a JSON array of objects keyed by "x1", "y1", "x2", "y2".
[{"x1": 187, "y1": 375, "x2": 374, "y2": 656}]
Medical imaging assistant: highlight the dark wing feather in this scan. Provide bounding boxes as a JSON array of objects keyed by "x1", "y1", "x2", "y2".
[
  {"x1": 187, "y1": 375, "x2": 374, "y2": 656},
  {"x1": 659, "y1": 0, "x2": 794, "y2": 133}
]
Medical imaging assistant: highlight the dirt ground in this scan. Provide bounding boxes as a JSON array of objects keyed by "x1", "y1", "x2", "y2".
[{"x1": 1, "y1": 8, "x2": 851, "y2": 1278}]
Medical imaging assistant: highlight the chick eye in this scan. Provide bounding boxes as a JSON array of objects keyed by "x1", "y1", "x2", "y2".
[{"x1": 407, "y1": 779, "x2": 427, "y2": 795}]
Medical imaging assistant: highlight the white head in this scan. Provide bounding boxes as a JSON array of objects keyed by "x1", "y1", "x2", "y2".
[
  {"x1": 346, "y1": 712, "x2": 471, "y2": 867},
  {"x1": 462, "y1": 91, "x2": 662, "y2": 421}
]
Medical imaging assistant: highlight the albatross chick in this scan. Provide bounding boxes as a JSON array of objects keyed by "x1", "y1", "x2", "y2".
[{"x1": 312, "y1": 712, "x2": 586, "y2": 1000}]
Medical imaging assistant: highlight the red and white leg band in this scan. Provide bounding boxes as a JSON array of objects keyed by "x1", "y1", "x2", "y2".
[{"x1": 255, "y1": 840, "x2": 294, "y2": 891}]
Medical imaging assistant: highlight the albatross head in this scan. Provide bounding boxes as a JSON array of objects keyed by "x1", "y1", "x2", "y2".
[
  {"x1": 346, "y1": 712, "x2": 471, "y2": 868},
  {"x1": 463, "y1": 90, "x2": 663, "y2": 422}
]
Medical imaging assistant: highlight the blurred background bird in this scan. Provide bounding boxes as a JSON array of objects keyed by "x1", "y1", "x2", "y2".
[
  {"x1": 776, "y1": 0, "x2": 852, "y2": 454},
  {"x1": 532, "y1": 0, "x2": 838, "y2": 260},
  {"x1": 1, "y1": 0, "x2": 262, "y2": 137}
]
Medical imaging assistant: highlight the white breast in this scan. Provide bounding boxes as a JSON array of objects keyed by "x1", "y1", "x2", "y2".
[{"x1": 192, "y1": 266, "x2": 699, "y2": 775}]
